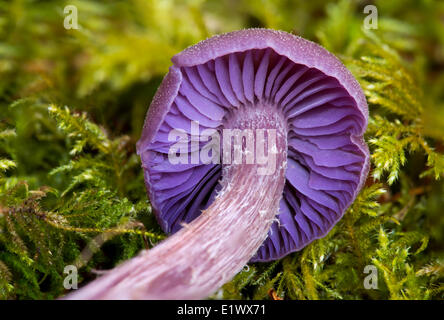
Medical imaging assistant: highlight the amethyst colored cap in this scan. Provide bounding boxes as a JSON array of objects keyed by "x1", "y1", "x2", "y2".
[{"x1": 137, "y1": 29, "x2": 370, "y2": 262}]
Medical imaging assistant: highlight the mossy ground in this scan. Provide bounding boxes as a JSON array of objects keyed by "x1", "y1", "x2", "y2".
[{"x1": 0, "y1": 0, "x2": 443, "y2": 300}]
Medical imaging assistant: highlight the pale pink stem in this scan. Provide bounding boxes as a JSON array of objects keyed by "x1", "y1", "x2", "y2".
[{"x1": 65, "y1": 111, "x2": 287, "y2": 300}]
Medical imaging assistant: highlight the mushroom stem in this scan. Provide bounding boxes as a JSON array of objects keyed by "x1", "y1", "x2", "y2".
[{"x1": 66, "y1": 111, "x2": 288, "y2": 300}]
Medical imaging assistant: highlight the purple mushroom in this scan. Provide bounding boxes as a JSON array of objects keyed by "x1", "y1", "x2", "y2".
[{"x1": 66, "y1": 29, "x2": 369, "y2": 300}]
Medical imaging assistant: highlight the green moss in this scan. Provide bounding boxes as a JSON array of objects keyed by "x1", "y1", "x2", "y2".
[{"x1": 0, "y1": 0, "x2": 442, "y2": 300}]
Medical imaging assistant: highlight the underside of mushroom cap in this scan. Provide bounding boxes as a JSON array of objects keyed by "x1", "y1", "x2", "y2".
[{"x1": 137, "y1": 28, "x2": 370, "y2": 262}]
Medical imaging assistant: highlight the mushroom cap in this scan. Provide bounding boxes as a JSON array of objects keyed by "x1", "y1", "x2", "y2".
[{"x1": 137, "y1": 29, "x2": 370, "y2": 262}]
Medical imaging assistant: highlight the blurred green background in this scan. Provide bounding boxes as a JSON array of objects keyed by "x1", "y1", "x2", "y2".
[{"x1": 0, "y1": 0, "x2": 443, "y2": 300}]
